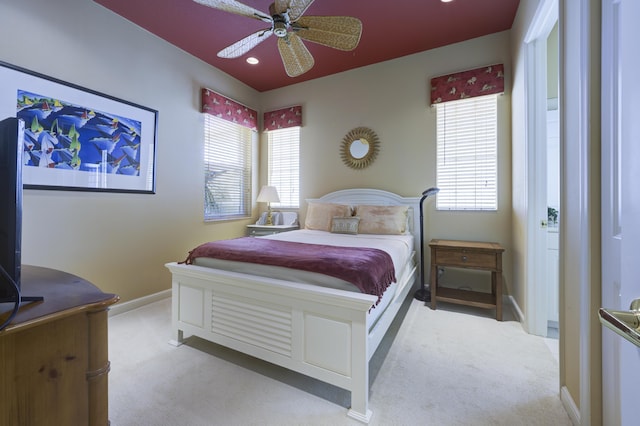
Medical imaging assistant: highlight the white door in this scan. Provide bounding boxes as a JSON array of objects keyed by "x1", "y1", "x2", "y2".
[{"x1": 601, "y1": 0, "x2": 640, "y2": 424}]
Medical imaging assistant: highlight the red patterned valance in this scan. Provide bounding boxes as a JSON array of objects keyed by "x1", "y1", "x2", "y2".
[
  {"x1": 263, "y1": 105, "x2": 302, "y2": 131},
  {"x1": 430, "y1": 64, "x2": 504, "y2": 105},
  {"x1": 201, "y1": 88, "x2": 257, "y2": 130}
]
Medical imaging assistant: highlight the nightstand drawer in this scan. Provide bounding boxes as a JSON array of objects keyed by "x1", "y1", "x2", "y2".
[
  {"x1": 435, "y1": 249, "x2": 497, "y2": 269},
  {"x1": 246, "y1": 225, "x2": 298, "y2": 237}
]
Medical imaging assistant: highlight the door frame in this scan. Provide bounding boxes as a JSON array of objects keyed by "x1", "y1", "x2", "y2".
[
  {"x1": 601, "y1": 0, "x2": 621, "y2": 423},
  {"x1": 560, "y1": 0, "x2": 599, "y2": 423},
  {"x1": 524, "y1": 0, "x2": 558, "y2": 337}
]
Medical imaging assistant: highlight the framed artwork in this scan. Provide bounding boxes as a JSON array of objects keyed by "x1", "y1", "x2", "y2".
[{"x1": 0, "y1": 61, "x2": 158, "y2": 193}]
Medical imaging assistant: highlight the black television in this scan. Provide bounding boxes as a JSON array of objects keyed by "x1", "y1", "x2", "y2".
[
  {"x1": 0, "y1": 117, "x2": 41, "y2": 330},
  {"x1": 0, "y1": 117, "x2": 23, "y2": 304}
]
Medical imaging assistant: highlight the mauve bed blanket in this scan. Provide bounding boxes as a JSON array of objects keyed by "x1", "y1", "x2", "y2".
[{"x1": 183, "y1": 237, "x2": 396, "y2": 302}]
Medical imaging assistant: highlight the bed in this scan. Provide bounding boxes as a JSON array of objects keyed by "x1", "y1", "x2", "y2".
[{"x1": 165, "y1": 188, "x2": 420, "y2": 423}]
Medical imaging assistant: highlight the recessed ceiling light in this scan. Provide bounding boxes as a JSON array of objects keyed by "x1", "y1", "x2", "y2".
[
  {"x1": 246, "y1": 57, "x2": 259, "y2": 65},
  {"x1": 441, "y1": 0, "x2": 453, "y2": 2}
]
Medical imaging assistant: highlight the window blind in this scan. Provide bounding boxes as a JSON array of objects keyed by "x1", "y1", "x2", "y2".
[
  {"x1": 436, "y1": 94, "x2": 498, "y2": 211},
  {"x1": 267, "y1": 127, "x2": 300, "y2": 209},
  {"x1": 203, "y1": 114, "x2": 253, "y2": 220}
]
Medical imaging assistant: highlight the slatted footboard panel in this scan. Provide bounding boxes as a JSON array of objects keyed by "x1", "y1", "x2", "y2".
[
  {"x1": 210, "y1": 291, "x2": 293, "y2": 357},
  {"x1": 167, "y1": 264, "x2": 379, "y2": 424},
  {"x1": 171, "y1": 275, "x2": 368, "y2": 387}
]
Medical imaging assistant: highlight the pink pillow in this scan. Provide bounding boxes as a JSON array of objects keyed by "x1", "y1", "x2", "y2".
[
  {"x1": 355, "y1": 205, "x2": 409, "y2": 234},
  {"x1": 305, "y1": 203, "x2": 351, "y2": 231}
]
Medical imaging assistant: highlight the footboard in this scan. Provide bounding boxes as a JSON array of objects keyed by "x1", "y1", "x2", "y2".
[{"x1": 165, "y1": 262, "x2": 378, "y2": 422}]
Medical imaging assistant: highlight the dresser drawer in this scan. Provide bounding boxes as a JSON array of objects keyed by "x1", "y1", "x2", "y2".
[{"x1": 435, "y1": 249, "x2": 497, "y2": 269}]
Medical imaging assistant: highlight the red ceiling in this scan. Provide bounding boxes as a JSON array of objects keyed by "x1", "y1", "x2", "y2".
[{"x1": 93, "y1": 0, "x2": 520, "y2": 92}]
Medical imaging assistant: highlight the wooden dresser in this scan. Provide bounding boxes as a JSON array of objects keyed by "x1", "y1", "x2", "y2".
[
  {"x1": 429, "y1": 239, "x2": 505, "y2": 321},
  {"x1": 0, "y1": 265, "x2": 119, "y2": 426}
]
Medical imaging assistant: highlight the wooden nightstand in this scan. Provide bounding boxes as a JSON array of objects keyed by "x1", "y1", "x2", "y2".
[
  {"x1": 246, "y1": 224, "x2": 299, "y2": 237},
  {"x1": 429, "y1": 239, "x2": 505, "y2": 321}
]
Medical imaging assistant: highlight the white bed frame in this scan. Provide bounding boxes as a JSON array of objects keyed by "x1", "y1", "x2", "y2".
[{"x1": 165, "y1": 188, "x2": 420, "y2": 423}]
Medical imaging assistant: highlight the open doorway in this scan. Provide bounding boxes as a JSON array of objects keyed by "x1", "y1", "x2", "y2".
[
  {"x1": 546, "y1": 22, "x2": 560, "y2": 339},
  {"x1": 524, "y1": 0, "x2": 559, "y2": 339}
]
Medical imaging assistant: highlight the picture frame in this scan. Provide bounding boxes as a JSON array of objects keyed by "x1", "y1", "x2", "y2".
[{"x1": 0, "y1": 60, "x2": 158, "y2": 194}]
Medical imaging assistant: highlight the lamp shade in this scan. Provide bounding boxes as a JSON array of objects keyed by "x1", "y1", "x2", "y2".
[{"x1": 256, "y1": 185, "x2": 280, "y2": 203}]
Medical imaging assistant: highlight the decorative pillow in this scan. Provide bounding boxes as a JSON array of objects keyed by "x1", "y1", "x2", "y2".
[
  {"x1": 355, "y1": 205, "x2": 409, "y2": 235},
  {"x1": 330, "y1": 216, "x2": 360, "y2": 234},
  {"x1": 305, "y1": 202, "x2": 351, "y2": 231}
]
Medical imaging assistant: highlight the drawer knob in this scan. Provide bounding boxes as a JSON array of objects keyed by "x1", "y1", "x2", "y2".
[{"x1": 461, "y1": 255, "x2": 467, "y2": 262}]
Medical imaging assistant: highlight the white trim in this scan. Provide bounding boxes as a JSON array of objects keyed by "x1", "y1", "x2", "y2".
[
  {"x1": 576, "y1": 2, "x2": 592, "y2": 424},
  {"x1": 507, "y1": 294, "x2": 525, "y2": 324},
  {"x1": 560, "y1": 385, "x2": 581, "y2": 425},
  {"x1": 560, "y1": 0, "x2": 594, "y2": 423},
  {"x1": 524, "y1": 0, "x2": 559, "y2": 42},
  {"x1": 601, "y1": 1, "x2": 623, "y2": 424},
  {"x1": 108, "y1": 289, "x2": 171, "y2": 317}
]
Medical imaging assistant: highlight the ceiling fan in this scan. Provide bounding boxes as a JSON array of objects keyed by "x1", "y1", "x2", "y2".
[{"x1": 193, "y1": 0, "x2": 363, "y2": 77}]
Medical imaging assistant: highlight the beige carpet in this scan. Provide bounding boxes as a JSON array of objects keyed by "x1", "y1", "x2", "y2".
[{"x1": 108, "y1": 296, "x2": 572, "y2": 426}]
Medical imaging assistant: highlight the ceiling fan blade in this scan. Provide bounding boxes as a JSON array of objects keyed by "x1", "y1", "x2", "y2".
[
  {"x1": 286, "y1": 0, "x2": 315, "y2": 22},
  {"x1": 193, "y1": 0, "x2": 272, "y2": 23},
  {"x1": 277, "y1": 33, "x2": 314, "y2": 77},
  {"x1": 294, "y1": 16, "x2": 362, "y2": 51},
  {"x1": 273, "y1": 0, "x2": 289, "y2": 15},
  {"x1": 217, "y1": 28, "x2": 273, "y2": 58}
]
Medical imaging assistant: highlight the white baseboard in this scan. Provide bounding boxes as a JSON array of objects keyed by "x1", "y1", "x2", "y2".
[
  {"x1": 108, "y1": 289, "x2": 171, "y2": 317},
  {"x1": 560, "y1": 386, "x2": 580, "y2": 425},
  {"x1": 507, "y1": 294, "x2": 525, "y2": 323}
]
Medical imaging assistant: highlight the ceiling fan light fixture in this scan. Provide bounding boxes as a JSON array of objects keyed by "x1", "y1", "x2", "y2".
[{"x1": 273, "y1": 20, "x2": 288, "y2": 37}]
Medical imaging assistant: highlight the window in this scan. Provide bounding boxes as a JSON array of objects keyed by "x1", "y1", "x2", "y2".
[
  {"x1": 435, "y1": 94, "x2": 498, "y2": 211},
  {"x1": 267, "y1": 127, "x2": 300, "y2": 208},
  {"x1": 203, "y1": 114, "x2": 254, "y2": 220}
]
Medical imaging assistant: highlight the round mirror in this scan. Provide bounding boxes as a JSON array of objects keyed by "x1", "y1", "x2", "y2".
[
  {"x1": 350, "y1": 138, "x2": 370, "y2": 159},
  {"x1": 340, "y1": 127, "x2": 380, "y2": 169}
]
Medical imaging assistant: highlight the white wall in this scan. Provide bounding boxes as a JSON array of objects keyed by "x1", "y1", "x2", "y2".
[
  {"x1": 261, "y1": 32, "x2": 513, "y2": 293},
  {"x1": 0, "y1": 0, "x2": 259, "y2": 302}
]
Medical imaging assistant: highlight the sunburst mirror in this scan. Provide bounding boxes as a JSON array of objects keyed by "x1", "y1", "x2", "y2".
[{"x1": 340, "y1": 127, "x2": 380, "y2": 170}]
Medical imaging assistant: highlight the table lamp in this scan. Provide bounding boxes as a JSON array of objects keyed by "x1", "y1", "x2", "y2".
[{"x1": 257, "y1": 185, "x2": 280, "y2": 226}]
